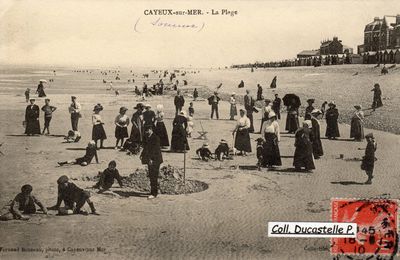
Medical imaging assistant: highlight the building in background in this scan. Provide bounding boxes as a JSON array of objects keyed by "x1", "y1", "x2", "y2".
[
  {"x1": 297, "y1": 50, "x2": 320, "y2": 58},
  {"x1": 320, "y1": 37, "x2": 343, "y2": 55}
]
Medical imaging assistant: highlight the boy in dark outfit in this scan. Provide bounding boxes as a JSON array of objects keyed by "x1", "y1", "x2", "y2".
[
  {"x1": 93, "y1": 160, "x2": 123, "y2": 192},
  {"x1": 361, "y1": 133, "x2": 377, "y2": 184},
  {"x1": 57, "y1": 141, "x2": 99, "y2": 166},
  {"x1": 196, "y1": 143, "x2": 213, "y2": 161},
  {"x1": 47, "y1": 175, "x2": 98, "y2": 215},
  {"x1": 214, "y1": 139, "x2": 230, "y2": 161},
  {"x1": 0, "y1": 184, "x2": 47, "y2": 221}
]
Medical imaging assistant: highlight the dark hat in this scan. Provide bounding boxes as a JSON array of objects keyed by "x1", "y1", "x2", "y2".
[
  {"x1": 93, "y1": 104, "x2": 103, "y2": 111},
  {"x1": 57, "y1": 175, "x2": 69, "y2": 184},
  {"x1": 354, "y1": 105, "x2": 362, "y2": 110},
  {"x1": 255, "y1": 137, "x2": 264, "y2": 143},
  {"x1": 119, "y1": 106, "x2": 128, "y2": 113},
  {"x1": 264, "y1": 99, "x2": 271, "y2": 103},
  {"x1": 307, "y1": 98, "x2": 315, "y2": 103},
  {"x1": 45, "y1": 98, "x2": 50, "y2": 102},
  {"x1": 21, "y1": 184, "x2": 33, "y2": 193},
  {"x1": 71, "y1": 96, "x2": 77, "y2": 99},
  {"x1": 29, "y1": 98, "x2": 35, "y2": 101},
  {"x1": 134, "y1": 103, "x2": 144, "y2": 109},
  {"x1": 220, "y1": 139, "x2": 228, "y2": 144},
  {"x1": 144, "y1": 125, "x2": 153, "y2": 131}
]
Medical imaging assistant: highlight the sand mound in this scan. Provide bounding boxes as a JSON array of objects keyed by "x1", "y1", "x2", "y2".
[{"x1": 81, "y1": 165, "x2": 209, "y2": 195}]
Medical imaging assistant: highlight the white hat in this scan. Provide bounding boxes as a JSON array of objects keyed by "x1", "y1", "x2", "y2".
[
  {"x1": 268, "y1": 111, "x2": 276, "y2": 119},
  {"x1": 303, "y1": 120, "x2": 312, "y2": 128},
  {"x1": 145, "y1": 103, "x2": 151, "y2": 108},
  {"x1": 311, "y1": 109, "x2": 322, "y2": 115},
  {"x1": 232, "y1": 92, "x2": 236, "y2": 95}
]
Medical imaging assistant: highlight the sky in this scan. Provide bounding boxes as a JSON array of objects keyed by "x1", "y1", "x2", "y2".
[{"x1": 0, "y1": 0, "x2": 399, "y2": 68}]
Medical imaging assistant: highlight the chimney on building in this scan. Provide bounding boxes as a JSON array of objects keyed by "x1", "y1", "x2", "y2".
[
  {"x1": 396, "y1": 14, "x2": 400, "y2": 25},
  {"x1": 333, "y1": 36, "x2": 338, "y2": 41},
  {"x1": 374, "y1": 17, "x2": 380, "y2": 22}
]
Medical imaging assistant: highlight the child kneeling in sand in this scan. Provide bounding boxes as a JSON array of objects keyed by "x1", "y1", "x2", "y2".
[
  {"x1": 93, "y1": 160, "x2": 123, "y2": 193},
  {"x1": 0, "y1": 184, "x2": 47, "y2": 221},
  {"x1": 214, "y1": 139, "x2": 231, "y2": 161},
  {"x1": 58, "y1": 141, "x2": 99, "y2": 166},
  {"x1": 47, "y1": 175, "x2": 99, "y2": 215},
  {"x1": 196, "y1": 143, "x2": 213, "y2": 161}
]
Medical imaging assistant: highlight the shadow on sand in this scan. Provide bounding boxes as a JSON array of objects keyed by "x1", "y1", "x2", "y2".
[
  {"x1": 331, "y1": 181, "x2": 366, "y2": 185},
  {"x1": 113, "y1": 190, "x2": 149, "y2": 198}
]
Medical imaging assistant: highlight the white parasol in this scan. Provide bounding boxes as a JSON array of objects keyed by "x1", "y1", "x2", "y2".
[{"x1": 39, "y1": 79, "x2": 47, "y2": 83}]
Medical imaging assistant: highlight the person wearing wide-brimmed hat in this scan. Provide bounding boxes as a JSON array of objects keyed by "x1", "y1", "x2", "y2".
[
  {"x1": 126, "y1": 103, "x2": 144, "y2": 154},
  {"x1": 325, "y1": 101, "x2": 340, "y2": 140},
  {"x1": 69, "y1": 96, "x2": 81, "y2": 131},
  {"x1": 260, "y1": 111, "x2": 281, "y2": 167},
  {"x1": 233, "y1": 109, "x2": 252, "y2": 155},
  {"x1": 260, "y1": 98, "x2": 273, "y2": 133},
  {"x1": 304, "y1": 98, "x2": 315, "y2": 120},
  {"x1": 361, "y1": 133, "x2": 377, "y2": 184},
  {"x1": 92, "y1": 104, "x2": 107, "y2": 149},
  {"x1": 114, "y1": 106, "x2": 130, "y2": 149},
  {"x1": 196, "y1": 143, "x2": 213, "y2": 161},
  {"x1": 36, "y1": 81, "x2": 46, "y2": 97},
  {"x1": 215, "y1": 139, "x2": 230, "y2": 161},
  {"x1": 293, "y1": 120, "x2": 315, "y2": 172},
  {"x1": 310, "y1": 109, "x2": 324, "y2": 159},
  {"x1": 24, "y1": 98, "x2": 41, "y2": 136},
  {"x1": 154, "y1": 104, "x2": 169, "y2": 148},
  {"x1": 229, "y1": 92, "x2": 237, "y2": 120},
  {"x1": 350, "y1": 105, "x2": 364, "y2": 141},
  {"x1": 171, "y1": 111, "x2": 190, "y2": 152},
  {"x1": 0, "y1": 184, "x2": 47, "y2": 221}
]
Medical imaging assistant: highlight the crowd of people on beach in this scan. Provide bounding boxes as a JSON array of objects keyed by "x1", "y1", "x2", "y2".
[{"x1": 1, "y1": 68, "x2": 383, "y2": 221}]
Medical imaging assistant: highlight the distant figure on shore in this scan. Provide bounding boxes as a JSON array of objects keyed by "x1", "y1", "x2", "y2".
[
  {"x1": 0, "y1": 184, "x2": 47, "y2": 221},
  {"x1": 257, "y1": 84, "x2": 263, "y2": 100},
  {"x1": 36, "y1": 81, "x2": 46, "y2": 97},
  {"x1": 350, "y1": 105, "x2": 364, "y2": 142},
  {"x1": 193, "y1": 88, "x2": 198, "y2": 101},
  {"x1": 310, "y1": 109, "x2": 324, "y2": 159},
  {"x1": 244, "y1": 89, "x2": 256, "y2": 133},
  {"x1": 272, "y1": 94, "x2": 281, "y2": 119},
  {"x1": 325, "y1": 101, "x2": 340, "y2": 140},
  {"x1": 208, "y1": 91, "x2": 220, "y2": 119},
  {"x1": 229, "y1": 92, "x2": 237, "y2": 120},
  {"x1": 361, "y1": 133, "x2": 377, "y2": 184},
  {"x1": 24, "y1": 88, "x2": 30, "y2": 103},
  {"x1": 381, "y1": 65, "x2": 388, "y2": 75},
  {"x1": 25, "y1": 99, "x2": 41, "y2": 136},
  {"x1": 293, "y1": 121, "x2": 315, "y2": 172},
  {"x1": 134, "y1": 86, "x2": 141, "y2": 96},
  {"x1": 371, "y1": 83, "x2": 383, "y2": 111},
  {"x1": 41, "y1": 98, "x2": 57, "y2": 135},
  {"x1": 233, "y1": 109, "x2": 251, "y2": 156},
  {"x1": 174, "y1": 90, "x2": 185, "y2": 116},
  {"x1": 270, "y1": 76, "x2": 277, "y2": 89},
  {"x1": 69, "y1": 96, "x2": 81, "y2": 131},
  {"x1": 238, "y1": 80, "x2": 244, "y2": 88}
]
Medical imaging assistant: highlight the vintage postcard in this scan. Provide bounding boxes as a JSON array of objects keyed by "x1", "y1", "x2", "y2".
[{"x1": 0, "y1": 0, "x2": 400, "y2": 259}]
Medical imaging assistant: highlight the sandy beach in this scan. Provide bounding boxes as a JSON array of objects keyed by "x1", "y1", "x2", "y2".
[{"x1": 0, "y1": 65, "x2": 400, "y2": 259}]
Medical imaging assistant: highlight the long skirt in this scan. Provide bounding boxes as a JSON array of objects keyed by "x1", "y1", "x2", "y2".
[
  {"x1": 293, "y1": 142, "x2": 315, "y2": 170},
  {"x1": 171, "y1": 126, "x2": 189, "y2": 151},
  {"x1": 350, "y1": 118, "x2": 364, "y2": 140},
  {"x1": 230, "y1": 105, "x2": 237, "y2": 119},
  {"x1": 285, "y1": 113, "x2": 299, "y2": 133},
  {"x1": 312, "y1": 139, "x2": 324, "y2": 158},
  {"x1": 234, "y1": 128, "x2": 251, "y2": 152},
  {"x1": 325, "y1": 119, "x2": 340, "y2": 138},
  {"x1": 25, "y1": 119, "x2": 40, "y2": 135},
  {"x1": 92, "y1": 124, "x2": 107, "y2": 141},
  {"x1": 115, "y1": 126, "x2": 128, "y2": 139},
  {"x1": 262, "y1": 133, "x2": 282, "y2": 166},
  {"x1": 155, "y1": 121, "x2": 169, "y2": 147}
]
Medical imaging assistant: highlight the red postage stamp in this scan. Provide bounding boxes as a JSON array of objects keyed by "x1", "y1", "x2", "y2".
[{"x1": 331, "y1": 199, "x2": 398, "y2": 256}]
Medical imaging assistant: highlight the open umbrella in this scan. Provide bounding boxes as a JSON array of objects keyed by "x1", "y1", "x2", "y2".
[
  {"x1": 283, "y1": 94, "x2": 301, "y2": 108},
  {"x1": 39, "y1": 79, "x2": 47, "y2": 83}
]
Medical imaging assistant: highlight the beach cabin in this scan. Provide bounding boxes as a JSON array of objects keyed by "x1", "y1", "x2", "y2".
[
  {"x1": 366, "y1": 51, "x2": 377, "y2": 64},
  {"x1": 395, "y1": 49, "x2": 400, "y2": 63},
  {"x1": 351, "y1": 54, "x2": 363, "y2": 64}
]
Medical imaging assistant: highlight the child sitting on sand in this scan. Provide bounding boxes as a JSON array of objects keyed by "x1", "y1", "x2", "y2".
[
  {"x1": 64, "y1": 130, "x2": 81, "y2": 143},
  {"x1": 214, "y1": 139, "x2": 231, "y2": 161},
  {"x1": 58, "y1": 141, "x2": 99, "y2": 166},
  {"x1": 196, "y1": 143, "x2": 213, "y2": 161},
  {"x1": 0, "y1": 184, "x2": 47, "y2": 221},
  {"x1": 93, "y1": 160, "x2": 123, "y2": 193},
  {"x1": 47, "y1": 175, "x2": 98, "y2": 215}
]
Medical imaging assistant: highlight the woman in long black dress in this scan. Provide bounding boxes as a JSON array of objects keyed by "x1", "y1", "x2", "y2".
[
  {"x1": 126, "y1": 103, "x2": 144, "y2": 154},
  {"x1": 171, "y1": 111, "x2": 189, "y2": 152},
  {"x1": 260, "y1": 112, "x2": 281, "y2": 167},
  {"x1": 310, "y1": 109, "x2": 324, "y2": 159},
  {"x1": 36, "y1": 82, "x2": 46, "y2": 97},
  {"x1": 371, "y1": 83, "x2": 383, "y2": 111},
  {"x1": 233, "y1": 109, "x2": 252, "y2": 155},
  {"x1": 325, "y1": 101, "x2": 340, "y2": 140},
  {"x1": 293, "y1": 121, "x2": 315, "y2": 172},
  {"x1": 285, "y1": 104, "x2": 299, "y2": 134},
  {"x1": 154, "y1": 104, "x2": 169, "y2": 148},
  {"x1": 350, "y1": 105, "x2": 364, "y2": 141},
  {"x1": 25, "y1": 99, "x2": 41, "y2": 136}
]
